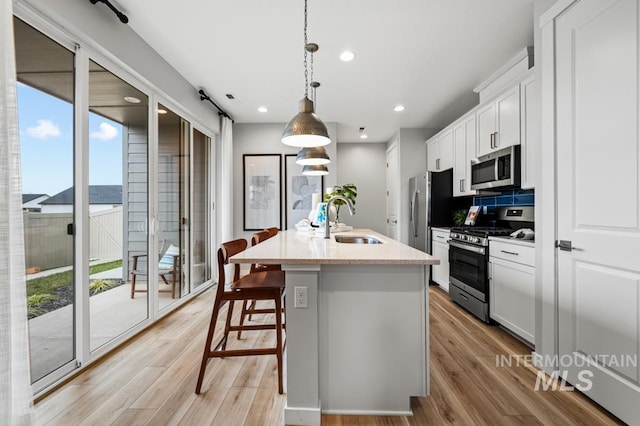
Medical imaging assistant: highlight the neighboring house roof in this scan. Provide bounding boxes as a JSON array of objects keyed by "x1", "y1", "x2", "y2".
[
  {"x1": 41, "y1": 185, "x2": 123, "y2": 205},
  {"x1": 23, "y1": 193, "x2": 49, "y2": 203}
]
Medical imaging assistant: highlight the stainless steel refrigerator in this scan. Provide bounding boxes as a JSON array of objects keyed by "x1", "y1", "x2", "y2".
[{"x1": 408, "y1": 169, "x2": 453, "y2": 253}]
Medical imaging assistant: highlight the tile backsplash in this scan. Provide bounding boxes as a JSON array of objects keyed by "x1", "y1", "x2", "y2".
[{"x1": 473, "y1": 188, "x2": 534, "y2": 208}]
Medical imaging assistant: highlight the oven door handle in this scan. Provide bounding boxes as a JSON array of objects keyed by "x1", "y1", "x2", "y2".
[{"x1": 447, "y1": 239, "x2": 486, "y2": 255}]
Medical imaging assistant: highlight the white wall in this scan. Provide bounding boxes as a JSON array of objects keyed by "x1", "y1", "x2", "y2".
[
  {"x1": 336, "y1": 143, "x2": 387, "y2": 234},
  {"x1": 232, "y1": 123, "x2": 338, "y2": 241},
  {"x1": 534, "y1": 0, "x2": 559, "y2": 371}
]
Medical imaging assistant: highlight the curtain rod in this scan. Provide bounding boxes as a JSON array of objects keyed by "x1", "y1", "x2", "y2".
[
  {"x1": 199, "y1": 89, "x2": 234, "y2": 122},
  {"x1": 89, "y1": 0, "x2": 129, "y2": 24}
]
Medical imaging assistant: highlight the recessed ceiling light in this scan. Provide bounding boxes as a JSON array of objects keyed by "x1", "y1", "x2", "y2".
[
  {"x1": 157, "y1": 108, "x2": 167, "y2": 115},
  {"x1": 360, "y1": 134, "x2": 368, "y2": 139},
  {"x1": 340, "y1": 51, "x2": 355, "y2": 62},
  {"x1": 258, "y1": 106, "x2": 268, "y2": 113},
  {"x1": 394, "y1": 105, "x2": 405, "y2": 112},
  {"x1": 124, "y1": 96, "x2": 141, "y2": 104}
]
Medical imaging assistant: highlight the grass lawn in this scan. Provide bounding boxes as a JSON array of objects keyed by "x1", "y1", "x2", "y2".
[{"x1": 27, "y1": 260, "x2": 122, "y2": 297}]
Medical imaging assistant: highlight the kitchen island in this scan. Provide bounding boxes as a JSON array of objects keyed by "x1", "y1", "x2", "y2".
[{"x1": 230, "y1": 229, "x2": 439, "y2": 425}]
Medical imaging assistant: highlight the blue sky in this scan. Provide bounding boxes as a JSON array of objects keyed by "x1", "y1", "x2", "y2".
[{"x1": 17, "y1": 83, "x2": 123, "y2": 196}]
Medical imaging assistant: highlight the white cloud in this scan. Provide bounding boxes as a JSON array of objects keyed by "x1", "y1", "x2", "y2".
[
  {"x1": 90, "y1": 122, "x2": 119, "y2": 141},
  {"x1": 26, "y1": 119, "x2": 61, "y2": 139}
]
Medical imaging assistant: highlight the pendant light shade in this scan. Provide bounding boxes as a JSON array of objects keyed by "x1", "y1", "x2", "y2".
[
  {"x1": 302, "y1": 164, "x2": 329, "y2": 176},
  {"x1": 296, "y1": 146, "x2": 330, "y2": 166},
  {"x1": 282, "y1": 97, "x2": 331, "y2": 147}
]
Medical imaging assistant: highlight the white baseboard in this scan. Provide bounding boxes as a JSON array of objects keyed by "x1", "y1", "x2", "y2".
[
  {"x1": 284, "y1": 404, "x2": 321, "y2": 426},
  {"x1": 322, "y1": 409, "x2": 413, "y2": 416}
]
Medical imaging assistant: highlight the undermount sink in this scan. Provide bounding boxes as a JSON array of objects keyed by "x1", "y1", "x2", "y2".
[{"x1": 335, "y1": 235, "x2": 383, "y2": 244}]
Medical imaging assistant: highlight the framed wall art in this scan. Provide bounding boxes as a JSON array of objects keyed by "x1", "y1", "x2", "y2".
[
  {"x1": 284, "y1": 154, "x2": 324, "y2": 229},
  {"x1": 243, "y1": 154, "x2": 282, "y2": 230}
]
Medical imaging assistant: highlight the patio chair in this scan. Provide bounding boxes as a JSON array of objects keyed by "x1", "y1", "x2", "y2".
[{"x1": 130, "y1": 243, "x2": 180, "y2": 299}]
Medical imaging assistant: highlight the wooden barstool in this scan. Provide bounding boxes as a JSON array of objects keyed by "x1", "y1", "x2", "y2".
[
  {"x1": 195, "y1": 238, "x2": 285, "y2": 394},
  {"x1": 237, "y1": 229, "x2": 284, "y2": 338}
]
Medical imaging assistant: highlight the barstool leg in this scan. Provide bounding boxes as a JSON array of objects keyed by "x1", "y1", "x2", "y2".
[
  {"x1": 238, "y1": 300, "x2": 248, "y2": 339},
  {"x1": 195, "y1": 298, "x2": 222, "y2": 394},
  {"x1": 222, "y1": 301, "x2": 234, "y2": 352},
  {"x1": 275, "y1": 292, "x2": 283, "y2": 394}
]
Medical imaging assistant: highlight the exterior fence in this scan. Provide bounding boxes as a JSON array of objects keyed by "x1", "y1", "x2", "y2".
[{"x1": 24, "y1": 207, "x2": 123, "y2": 271}]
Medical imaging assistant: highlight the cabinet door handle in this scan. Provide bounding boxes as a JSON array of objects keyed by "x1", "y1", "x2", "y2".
[
  {"x1": 494, "y1": 132, "x2": 499, "y2": 148},
  {"x1": 490, "y1": 133, "x2": 495, "y2": 149},
  {"x1": 436, "y1": 158, "x2": 440, "y2": 170},
  {"x1": 500, "y1": 250, "x2": 519, "y2": 256}
]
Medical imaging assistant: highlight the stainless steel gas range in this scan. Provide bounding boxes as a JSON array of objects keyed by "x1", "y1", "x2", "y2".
[{"x1": 447, "y1": 206, "x2": 534, "y2": 323}]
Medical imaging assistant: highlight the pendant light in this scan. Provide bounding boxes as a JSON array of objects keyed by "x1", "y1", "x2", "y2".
[
  {"x1": 296, "y1": 146, "x2": 330, "y2": 165},
  {"x1": 296, "y1": 82, "x2": 331, "y2": 165},
  {"x1": 302, "y1": 164, "x2": 329, "y2": 176},
  {"x1": 282, "y1": 0, "x2": 330, "y2": 147}
]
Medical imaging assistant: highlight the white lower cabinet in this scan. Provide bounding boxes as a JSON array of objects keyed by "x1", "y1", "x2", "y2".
[
  {"x1": 431, "y1": 229, "x2": 450, "y2": 292},
  {"x1": 489, "y1": 239, "x2": 534, "y2": 345}
]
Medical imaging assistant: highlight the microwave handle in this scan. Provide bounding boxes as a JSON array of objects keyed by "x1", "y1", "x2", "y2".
[{"x1": 495, "y1": 154, "x2": 500, "y2": 180}]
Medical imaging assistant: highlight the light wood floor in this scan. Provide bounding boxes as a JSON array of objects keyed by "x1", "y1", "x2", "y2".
[{"x1": 35, "y1": 285, "x2": 623, "y2": 425}]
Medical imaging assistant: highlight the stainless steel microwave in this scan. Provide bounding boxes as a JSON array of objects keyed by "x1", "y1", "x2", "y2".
[{"x1": 470, "y1": 145, "x2": 520, "y2": 190}]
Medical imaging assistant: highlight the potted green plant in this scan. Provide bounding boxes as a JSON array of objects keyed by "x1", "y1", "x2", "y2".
[
  {"x1": 453, "y1": 209, "x2": 468, "y2": 226},
  {"x1": 324, "y1": 184, "x2": 357, "y2": 224}
]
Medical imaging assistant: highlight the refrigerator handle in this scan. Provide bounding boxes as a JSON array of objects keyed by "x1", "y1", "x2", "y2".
[{"x1": 412, "y1": 190, "x2": 419, "y2": 237}]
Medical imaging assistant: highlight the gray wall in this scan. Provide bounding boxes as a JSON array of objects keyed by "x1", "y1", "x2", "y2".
[
  {"x1": 232, "y1": 123, "x2": 338, "y2": 241},
  {"x1": 336, "y1": 143, "x2": 388, "y2": 234},
  {"x1": 389, "y1": 128, "x2": 440, "y2": 244}
]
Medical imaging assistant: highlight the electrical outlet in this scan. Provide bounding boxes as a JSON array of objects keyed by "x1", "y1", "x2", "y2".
[{"x1": 294, "y1": 286, "x2": 308, "y2": 309}]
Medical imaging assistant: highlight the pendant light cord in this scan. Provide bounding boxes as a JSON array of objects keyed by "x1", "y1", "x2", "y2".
[{"x1": 303, "y1": 0, "x2": 309, "y2": 99}]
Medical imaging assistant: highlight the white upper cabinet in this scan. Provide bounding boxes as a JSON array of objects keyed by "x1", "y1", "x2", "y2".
[
  {"x1": 453, "y1": 112, "x2": 476, "y2": 196},
  {"x1": 426, "y1": 129, "x2": 453, "y2": 172},
  {"x1": 476, "y1": 85, "x2": 521, "y2": 157}
]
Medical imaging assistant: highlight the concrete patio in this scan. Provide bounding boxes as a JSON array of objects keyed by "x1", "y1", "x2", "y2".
[{"x1": 28, "y1": 267, "x2": 178, "y2": 383}]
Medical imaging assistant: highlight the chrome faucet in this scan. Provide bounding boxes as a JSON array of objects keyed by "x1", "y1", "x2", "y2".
[{"x1": 324, "y1": 195, "x2": 355, "y2": 239}]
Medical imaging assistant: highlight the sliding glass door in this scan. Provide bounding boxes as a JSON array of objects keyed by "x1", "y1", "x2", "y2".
[
  {"x1": 88, "y1": 60, "x2": 149, "y2": 351},
  {"x1": 192, "y1": 128, "x2": 211, "y2": 289},
  {"x1": 14, "y1": 17, "x2": 76, "y2": 385},
  {"x1": 14, "y1": 13, "x2": 215, "y2": 393}
]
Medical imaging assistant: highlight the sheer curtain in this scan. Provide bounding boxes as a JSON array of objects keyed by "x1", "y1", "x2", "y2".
[
  {"x1": 220, "y1": 116, "x2": 233, "y2": 243},
  {"x1": 0, "y1": 2, "x2": 35, "y2": 424}
]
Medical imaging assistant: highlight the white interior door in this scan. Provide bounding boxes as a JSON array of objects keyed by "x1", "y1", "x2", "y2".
[
  {"x1": 386, "y1": 145, "x2": 399, "y2": 239},
  {"x1": 556, "y1": 0, "x2": 640, "y2": 423}
]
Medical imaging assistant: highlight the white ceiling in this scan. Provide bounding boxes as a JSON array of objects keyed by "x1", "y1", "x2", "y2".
[{"x1": 114, "y1": 0, "x2": 534, "y2": 143}]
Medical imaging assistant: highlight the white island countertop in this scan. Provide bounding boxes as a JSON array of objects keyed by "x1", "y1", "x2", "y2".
[{"x1": 230, "y1": 228, "x2": 439, "y2": 265}]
